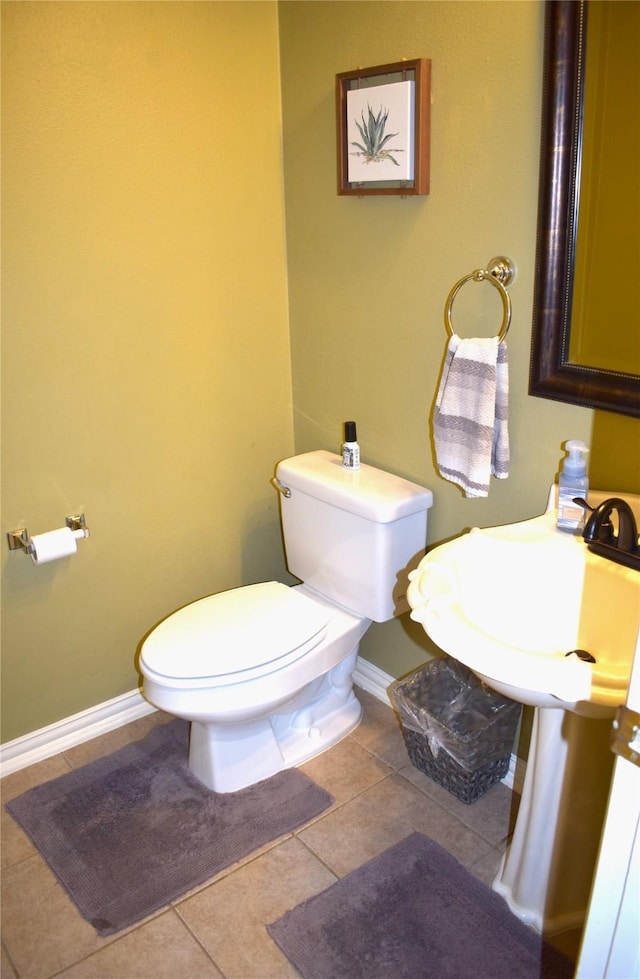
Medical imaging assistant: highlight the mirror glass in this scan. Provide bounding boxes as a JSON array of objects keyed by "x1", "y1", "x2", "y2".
[
  {"x1": 570, "y1": 1, "x2": 640, "y2": 375},
  {"x1": 529, "y1": 0, "x2": 640, "y2": 417}
]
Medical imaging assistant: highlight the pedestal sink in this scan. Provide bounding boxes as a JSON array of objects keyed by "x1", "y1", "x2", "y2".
[{"x1": 407, "y1": 490, "x2": 640, "y2": 934}]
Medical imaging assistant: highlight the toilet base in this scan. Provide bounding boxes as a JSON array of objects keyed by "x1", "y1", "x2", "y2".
[{"x1": 188, "y1": 649, "x2": 362, "y2": 793}]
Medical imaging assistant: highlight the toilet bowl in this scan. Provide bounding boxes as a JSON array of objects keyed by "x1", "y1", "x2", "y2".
[
  {"x1": 140, "y1": 582, "x2": 368, "y2": 792},
  {"x1": 139, "y1": 451, "x2": 433, "y2": 792}
]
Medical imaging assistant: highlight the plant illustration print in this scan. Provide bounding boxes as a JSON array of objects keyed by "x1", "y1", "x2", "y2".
[
  {"x1": 351, "y1": 104, "x2": 403, "y2": 167},
  {"x1": 345, "y1": 79, "x2": 414, "y2": 183}
]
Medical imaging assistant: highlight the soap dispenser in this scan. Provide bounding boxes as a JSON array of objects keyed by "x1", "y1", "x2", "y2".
[{"x1": 557, "y1": 439, "x2": 589, "y2": 533}]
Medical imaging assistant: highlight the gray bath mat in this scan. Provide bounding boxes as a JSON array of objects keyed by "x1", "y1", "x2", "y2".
[
  {"x1": 268, "y1": 832, "x2": 574, "y2": 979},
  {"x1": 6, "y1": 719, "x2": 333, "y2": 936}
]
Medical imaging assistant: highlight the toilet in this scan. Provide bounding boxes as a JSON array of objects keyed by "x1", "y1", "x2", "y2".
[{"x1": 139, "y1": 450, "x2": 433, "y2": 792}]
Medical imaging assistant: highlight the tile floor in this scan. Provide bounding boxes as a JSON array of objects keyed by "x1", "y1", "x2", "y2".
[{"x1": 1, "y1": 690, "x2": 580, "y2": 979}]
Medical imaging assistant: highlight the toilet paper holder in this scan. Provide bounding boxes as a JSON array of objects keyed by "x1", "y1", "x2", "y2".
[{"x1": 7, "y1": 514, "x2": 90, "y2": 554}]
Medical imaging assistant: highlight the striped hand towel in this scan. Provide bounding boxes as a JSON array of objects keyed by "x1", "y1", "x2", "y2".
[{"x1": 433, "y1": 334, "x2": 509, "y2": 498}]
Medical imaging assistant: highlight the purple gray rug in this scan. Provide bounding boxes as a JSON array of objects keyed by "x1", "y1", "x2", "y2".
[
  {"x1": 6, "y1": 719, "x2": 333, "y2": 936},
  {"x1": 268, "y1": 832, "x2": 574, "y2": 979}
]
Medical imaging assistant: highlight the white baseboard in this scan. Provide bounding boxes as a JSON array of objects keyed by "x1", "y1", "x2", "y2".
[
  {"x1": 1, "y1": 658, "x2": 517, "y2": 791},
  {"x1": 0, "y1": 690, "x2": 156, "y2": 778},
  {"x1": 353, "y1": 656, "x2": 394, "y2": 706}
]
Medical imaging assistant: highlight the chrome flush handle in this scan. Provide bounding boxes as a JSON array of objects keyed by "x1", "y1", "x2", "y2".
[{"x1": 271, "y1": 477, "x2": 291, "y2": 498}]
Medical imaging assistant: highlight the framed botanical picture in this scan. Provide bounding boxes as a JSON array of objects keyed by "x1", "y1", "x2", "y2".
[{"x1": 336, "y1": 59, "x2": 431, "y2": 196}]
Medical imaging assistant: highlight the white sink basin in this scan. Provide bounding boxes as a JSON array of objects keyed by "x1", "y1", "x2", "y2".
[
  {"x1": 408, "y1": 489, "x2": 640, "y2": 933},
  {"x1": 407, "y1": 492, "x2": 640, "y2": 716}
]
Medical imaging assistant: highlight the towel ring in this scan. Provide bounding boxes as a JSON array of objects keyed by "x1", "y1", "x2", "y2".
[{"x1": 444, "y1": 257, "x2": 514, "y2": 343}]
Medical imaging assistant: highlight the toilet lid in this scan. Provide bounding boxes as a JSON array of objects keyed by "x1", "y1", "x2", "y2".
[{"x1": 141, "y1": 581, "x2": 330, "y2": 682}]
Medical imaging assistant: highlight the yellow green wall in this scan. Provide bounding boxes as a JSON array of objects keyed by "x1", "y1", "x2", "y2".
[
  {"x1": 278, "y1": 0, "x2": 595, "y2": 676},
  {"x1": 2, "y1": 0, "x2": 636, "y2": 745},
  {"x1": 1, "y1": 1, "x2": 294, "y2": 741}
]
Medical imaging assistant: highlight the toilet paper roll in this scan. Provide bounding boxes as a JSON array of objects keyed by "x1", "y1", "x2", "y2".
[{"x1": 29, "y1": 527, "x2": 81, "y2": 565}]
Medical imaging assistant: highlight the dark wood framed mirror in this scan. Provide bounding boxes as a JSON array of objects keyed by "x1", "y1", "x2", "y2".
[{"x1": 529, "y1": 0, "x2": 640, "y2": 418}]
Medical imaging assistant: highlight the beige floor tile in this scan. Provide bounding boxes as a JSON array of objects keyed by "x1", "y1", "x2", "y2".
[
  {"x1": 352, "y1": 691, "x2": 416, "y2": 768},
  {"x1": 351, "y1": 689, "x2": 398, "y2": 744},
  {"x1": 177, "y1": 836, "x2": 336, "y2": 978},
  {"x1": 298, "y1": 772, "x2": 492, "y2": 878},
  {"x1": 62, "y1": 710, "x2": 172, "y2": 769},
  {"x1": 1, "y1": 945, "x2": 17, "y2": 979},
  {"x1": 1, "y1": 856, "x2": 111, "y2": 979},
  {"x1": 301, "y1": 734, "x2": 391, "y2": 806},
  {"x1": 55, "y1": 910, "x2": 223, "y2": 979},
  {"x1": 398, "y1": 760, "x2": 519, "y2": 845},
  {"x1": 1, "y1": 806, "x2": 37, "y2": 873},
  {"x1": 467, "y1": 841, "x2": 508, "y2": 887},
  {"x1": 353, "y1": 722, "x2": 411, "y2": 771}
]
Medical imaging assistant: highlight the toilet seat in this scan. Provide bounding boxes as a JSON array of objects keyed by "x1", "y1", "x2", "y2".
[{"x1": 140, "y1": 581, "x2": 330, "y2": 687}]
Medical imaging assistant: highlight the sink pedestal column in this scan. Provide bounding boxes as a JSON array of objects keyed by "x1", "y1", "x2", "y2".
[{"x1": 493, "y1": 706, "x2": 614, "y2": 934}]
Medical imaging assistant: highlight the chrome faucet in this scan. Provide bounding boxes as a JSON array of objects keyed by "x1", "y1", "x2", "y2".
[{"x1": 580, "y1": 497, "x2": 640, "y2": 571}]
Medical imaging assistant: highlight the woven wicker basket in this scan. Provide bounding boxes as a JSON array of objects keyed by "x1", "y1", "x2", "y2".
[
  {"x1": 392, "y1": 658, "x2": 520, "y2": 804},
  {"x1": 402, "y1": 728, "x2": 511, "y2": 804}
]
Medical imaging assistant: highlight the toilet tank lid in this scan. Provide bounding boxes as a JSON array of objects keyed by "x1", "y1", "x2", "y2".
[{"x1": 276, "y1": 451, "x2": 433, "y2": 523}]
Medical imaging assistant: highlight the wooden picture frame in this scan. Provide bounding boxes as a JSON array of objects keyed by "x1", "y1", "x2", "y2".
[{"x1": 336, "y1": 59, "x2": 431, "y2": 197}]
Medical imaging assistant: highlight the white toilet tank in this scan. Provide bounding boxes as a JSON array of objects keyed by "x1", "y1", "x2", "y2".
[{"x1": 275, "y1": 450, "x2": 433, "y2": 622}]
